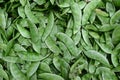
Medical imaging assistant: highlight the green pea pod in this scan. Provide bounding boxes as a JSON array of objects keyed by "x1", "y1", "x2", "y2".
[
  {"x1": 2, "y1": 56, "x2": 23, "y2": 63},
  {"x1": 112, "y1": 26, "x2": 120, "y2": 45},
  {"x1": 84, "y1": 50, "x2": 110, "y2": 67},
  {"x1": 89, "y1": 31, "x2": 100, "y2": 39},
  {"x1": 18, "y1": 6, "x2": 25, "y2": 18},
  {"x1": 42, "y1": 11, "x2": 54, "y2": 41},
  {"x1": 95, "y1": 67, "x2": 118, "y2": 80},
  {"x1": 82, "y1": 29, "x2": 92, "y2": 46},
  {"x1": 57, "y1": 41, "x2": 72, "y2": 62},
  {"x1": 10, "y1": 63, "x2": 28, "y2": 80},
  {"x1": 17, "y1": 51, "x2": 43, "y2": 61},
  {"x1": 106, "y1": 2, "x2": 115, "y2": 17},
  {"x1": 16, "y1": 24, "x2": 30, "y2": 38},
  {"x1": 38, "y1": 62, "x2": 51, "y2": 73},
  {"x1": 95, "y1": 40, "x2": 112, "y2": 54},
  {"x1": 25, "y1": 4, "x2": 39, "y2": 24},
  {"x1": 56, "y1": 32, "x2": 79, "y2": 57},
  {"x1": 95, "y1": 9, "x2": 109, "y2": 17},
  {"x1": 0, "y1": 8, "x2": 6, "y2": 29},
  {"x1": 72, "y1": 31, "x2": 81, "y2": 45},
  {"x1": 38, "y1": 73, "x2": 64, "y2": 80},
  {"x1": 20, "y1": 0, "x2": 26, "y2": 6},
  {"x1": 27, "y1": 20, "x2": 39, "y2": 43},
  {"x1": 110, "y1": 10, "x2": 120, "y2": 24},
  {"x1": 27, "y1": 61, "x2": 40, "y2": 77},
  {"x1": 14, "y1": 44, "x2": 27, "y2": 52},
  {"x1": 45, "y1": 36, "x2": 61, "y2": 54},
  {"x1": 71, "y1": 2, "x2": 82, "y2": 34},
  {"x1": 98, "y1": 24, "x2": 115, "y2": 32},
  {"x1": 82, "y1": 0, "x2": 101, "y2": 25},
  {"x1": 0, "y1": 68, "x2": 9, "y2": 80}
]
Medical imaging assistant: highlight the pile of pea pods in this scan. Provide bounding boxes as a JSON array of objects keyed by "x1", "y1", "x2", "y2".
[{"x1": 0, "y1": 0, "x2": 120, "y2": 80}]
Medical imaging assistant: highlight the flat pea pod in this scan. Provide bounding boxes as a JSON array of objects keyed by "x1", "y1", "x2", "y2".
[
  {"x1": 10, "y1": 63, "x2": 28, "y2": 80},
  {"x1": 27, "y1": 61, "x2": 40, "y2": 77},
  {"x1": 17, "y1": 51, "x2": 43, "y2": 61},
  {"x1": 84, "y1": 50, "x2": 110, "y2": 67},
  {"x1": 112, "y1": 26, "x2": 120, "y2": 45},
  {"x1": 82, "y1": 0, "x2": 101, "y2": 25},
  {"x1": 0, "y1": 68, "x2": 9, "y2": 80},
  {"x1": 27, "y1": 20, "x2": 39, "y2": 43},
  {"x1": 25, "y1": 4, "x2": 39, "y2": 24},
  {"x1": 16, "y1": 24, "x2": 30, "y2": 38},
  {"x1": 71, "y1": 2, "x2": 82, "y2": 34},
  {"x1": 2, "y1": 56, "x2": 23, "y2": 63},
  {"x1": 42, "y1": 11, "x2": 54, "y2": 41},
  {"x1": 45, "y1": 36, "x2": 61, "y2": 54},
  {"x1": 18, "y1": 6, "x2": 25, "y2": 18},
  {"x1": 57, "y1": 41, "x2": 72, "y2": 62},
  {"x1": 38, "y1": 73, "x2": 64, "y2": 80},
  {"x1": 56, "y1": 32, "x2": 79, "y2": 57},
  {"x1": 0, "y1": 8, "x2": 6, "y2": 29},
  {"x1": 110, "y1": 10, "x2": 120, "y2": 24}
]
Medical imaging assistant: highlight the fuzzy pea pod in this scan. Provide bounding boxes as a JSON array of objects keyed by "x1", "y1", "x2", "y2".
[
  {"x1": 38, "y1": 73, "x2": 64, "y2": 80},
  {"x1": 110, "y1": 10, "x2": 120, "y2": 24},
  {"x1": 42, "y1": 11, "x2": 54, "y2": 41},
  {"x1": 45, "y1": 36, "x2": 61, "y2": 54},
  {"x1": 82, "y1": 0, "x2": 101, "y2": 25},
  {"x1": 10, "y1": 63, "x2": 28, "y2": 80},
  {"x1": 56, "y1": 32, "x2": 79, "y2": 57},
  {"x1": 71, "y1": 2, "x2": 82, "y2": 34}
]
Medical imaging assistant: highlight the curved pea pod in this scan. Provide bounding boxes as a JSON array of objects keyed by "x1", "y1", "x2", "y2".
[
  {"x1": 56, "y1": 0, "x2": 70, "y2": 8},
  {"x1": 110, "y1": 10, "x2": 120, "y2": 24},
  {"x1": 20, "y1": 0, "x2": 26, "y2": 6},
  {"x1": 84, "y1": 50, "x2": 110, "y2": 67},
  {"x1": 82, "y1": 0, "x2": 101, "y2": 25},
  {"x1": 71, "y1": 2, "x2": 82, "y2": 34},
  {"x1": 111, "y1": 51, "x2": 119, "y2": 67},
  {"x1": 18, "y1": 6, "x2": 25, "y2": 18},
  {"x1": 95, "y1": 67, "x2": 118, "y2": 80},
  {"x1": 98, "y1": 24, "x2": 115, "y2": 32},
  {"x1": 45, "y1": 36, "x2": 61, "y2": 54},
  {"x1": 25, "y1": 4, "x2": 39, "y2": 24},
  {"x1": 72, "y1": 31, "x2": 81, "y2": 45},
  {"x1": 14, "y1": 44, "x2": 27, "y2": 52},
  {"x1": 0, "y1": 8, "x2": 6, "y2": 29},
  {"x1": 16, "y1": 24, "x2": 30, "y2": 38},
  {"x1": 95, "y1": 9, "x2": 109, "y2": 17},
  {"x1": 82, "y1": 73, "x2": 92, "y2": 80},
  {"x1": 56, "y1": 32, "x2": 79, "y2": 57},
  {"x1": 89, "y1": 11, "x2": 96, "y2": 24},
  {"x1": 2, "y1": 56, "x2": 23, "y2": 63},
  {"x1": 82, "y1": 29, "x2": 92, "y2": 46},
  {"x1": 42, "y1": 11, "x2": 54, "y2": 41},
  {"x1": 106, "y1": 2, "x2": 115, "y2": 17},
  {"x1": 10, "y1": 63, "x2": 28, "y2": 80},
  {"x1": 17, "y1": 51, "x2": 43, "y2": 61},
  {"x1": 38, "y1": 62, "x2": 51, "y2": 73},
  {"x1": 112, "y1": 26, "x2": 120, "y2": 45},
  {"x1": 95, "y1": 40, "x2": 112, "y2": 54},
  {"x1": 89, "y1": 31, "x2": 100, "y2": 39},
  {"x1": 57, "y1": 41, "x2": 72, "y2": 62},
  {"x1": 74, "y1": 76, "x2": 81, "y2": 80},
  {"x1": 38, "y1": 73, "x2": 64, "y2": 80},
  {"x1": 0, "y1": 68, "x2": 9, "y2": 80},
  {"x1": 27, "y1": 61, "x2": 40, "y2": 77},
  {"x1": 27, "y1": 20, "x2": 39, "y2": 43},
  {"x1": 78, "y1": 1, "x2": 86, "y2": 9}
]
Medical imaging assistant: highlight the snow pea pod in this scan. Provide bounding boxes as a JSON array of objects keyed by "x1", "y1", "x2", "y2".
[
  {"x1": 42, "y1": 11, "x2": 54, "y2": 41},
  {"x1": 71, "y1": 2, "x2": 82, "y2": 34},
  {"x1": 82, "y1": 0, "x2": 101, "y2": 25},
  {"x1": 56, "y1": 32, "x2": 79, "y2": 57},
  {"x1": 10, "y1": 63, "x2": 28, "y2": 80}
]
